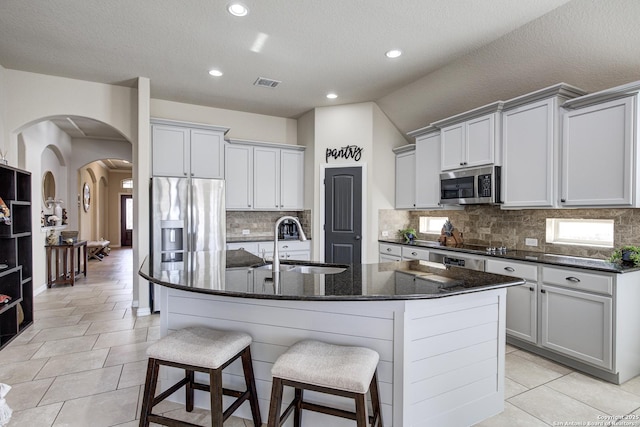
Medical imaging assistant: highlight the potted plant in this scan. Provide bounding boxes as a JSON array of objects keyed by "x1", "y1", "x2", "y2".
[
  {"x1": 398, "y1": 227, "x2": 417, "y2": 243},
  {"x1": 609, "y1": 245, "x2": 640, "y2": 266}
]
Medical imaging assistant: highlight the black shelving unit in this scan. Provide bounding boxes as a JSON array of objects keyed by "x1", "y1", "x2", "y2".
[{"x1": 0, "y1": 164, "x2": 33, "y2": 349}]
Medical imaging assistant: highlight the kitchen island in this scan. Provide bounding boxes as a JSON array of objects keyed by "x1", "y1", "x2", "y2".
[{"x1": 139, "y1": 250, "x2": 525, "y2": 427}]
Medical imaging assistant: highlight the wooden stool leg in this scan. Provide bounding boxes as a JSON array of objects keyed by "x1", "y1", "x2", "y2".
[
  {"x1": 241, "y1": 346, "x2": 262, "y2": 426},
  {"x1": 355, "y1": 393, "x2": 367, "y2": 427},
  {"x1": 369, "y1": 371, "x2": 383, "y2": 427},
  {"x1": 210, "y1": 368, "x2": 224, "y2": 427},
  {"x1": 267, "y1": 377, "x2": 284, "y2": 427},
  {"x1": 139, "y1": 358, "x2": 160, "y2": 427},
  {"x1": 186, "y1": 369, "x2": 195, "y2": 412},
  {"x1": 293, "y1": 388, "x2": 303, "y2": 427}
]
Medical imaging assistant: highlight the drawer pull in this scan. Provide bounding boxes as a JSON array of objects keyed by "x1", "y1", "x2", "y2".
[
  {"x1": 282, "y1": 245, "x2": 288, "y2": 249},
  {"x1": 565, "y1": 276, "x2": 581, "y2": 283},
  {"x1": 387, "y1": 248, "x2": 392, "y2": 252},
  {"x1": 412, "y1": 252, "x2": 417, "y2": 256},
  {"x1": 504, "y1": 267, "x2": 515, "y2": 272}
]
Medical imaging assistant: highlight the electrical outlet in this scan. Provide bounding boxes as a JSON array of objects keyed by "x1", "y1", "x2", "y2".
[
  {"x1": 242, "y1": 229, "x2": 250, "y2": 235},
  {"x1": 525, "y1": 238, "x2": 538, "y2": 246},
  {"x1": 381, "y1": 230, "x2": 389, "y2": 237}
]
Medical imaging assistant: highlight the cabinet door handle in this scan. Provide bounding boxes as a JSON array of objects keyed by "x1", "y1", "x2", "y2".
[
  {"x1": 504, "y1": 267, "x2": 515, "y2": 272},
  {"x1": 540, "y1": 289, "x2": 546, "y2": 293},
  {"x1": 282, "y1": 245, "x2": 288, "y2": 249},
  {"x1": 529, "y1": 287, "x2": 534, "y2": 292},
  {"x1": 565, "y1": 276, "x2": 581, "y2": 283},
  {"x1": 561, "y1": 198, "x2": 566, "y2": 203}
]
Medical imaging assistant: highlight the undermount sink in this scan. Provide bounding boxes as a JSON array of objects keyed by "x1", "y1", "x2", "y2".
[{"x1": 253, "y1": 263, "x2": 347, "y2": 275}]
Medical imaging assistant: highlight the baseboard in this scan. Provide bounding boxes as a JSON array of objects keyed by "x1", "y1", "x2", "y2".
[
  {"x1": 34, "y1": 283, "x2": 48, "y2": 296},
  {"x1": 136, "y1": 307, "x2": 152, "y2": 316}
]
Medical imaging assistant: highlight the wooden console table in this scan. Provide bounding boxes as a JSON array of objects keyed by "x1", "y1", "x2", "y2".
[{"x1": 45, "y1": 240, "x2": 87, "y2": 287}]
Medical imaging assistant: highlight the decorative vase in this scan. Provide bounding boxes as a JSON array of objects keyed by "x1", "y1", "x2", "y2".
[{"x1": 54, "y1": 202, "x2": 63, "y2": 226}]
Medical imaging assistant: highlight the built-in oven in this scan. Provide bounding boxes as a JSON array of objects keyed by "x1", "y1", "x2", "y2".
[{"x1": 439, "y1": 165, "x2": 501, "y2": 205}]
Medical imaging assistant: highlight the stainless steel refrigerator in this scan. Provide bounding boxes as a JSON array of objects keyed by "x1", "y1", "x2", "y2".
[{"x1": 150, "y1": 177, "x2": 225, "y2": 311}]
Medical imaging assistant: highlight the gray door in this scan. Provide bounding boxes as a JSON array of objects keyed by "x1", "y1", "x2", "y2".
[{"x1": 324, "y1": 167, "x2": 362, "y2": 264}]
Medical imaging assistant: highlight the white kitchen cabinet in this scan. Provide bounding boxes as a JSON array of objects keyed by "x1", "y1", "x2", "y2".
[
  {"x1": 540, "y1": 284, "x2": 612, "y2": 369},
  {"x1": 501, "y1": 84, "x2": 585, "y2": 209},
  {"x1": 226, "y1": 140, "x2": 304, "y2": 211},
  {"x1": 486, "y1": 259, "x2": 538, "y2": 343},
  {"x1": 561, "y1": 95, "x2": 636, "y2": 207},
  {"x1": 280, "y1": 149, "x2": 304, "y2": 210},
  {"x1": 393, "y1": 145, "x2": 416, "y2": 209},
  {"x1": 258, "y1": 240, "x2": 311, "y2": 261},
  {"x1": 412, "y1": 127, "x2": 442, "y2": 209},
  {"x1": 253, "y1": 146, "x2": 280, "y2": 210},
  {"x1": 379, "y1": 243, "x2": 402, "y2": 262},
  {"x1": 401, "y1": 246, "x2": 430, "y2": 261},
  {"x1": 225, "y1": 268, "x2": 253, "y2": 292},
  {"x1": 434, "y1": 102, "x2": 503, "y2": 172},
  {"x1": 151, "y1": 120, "x2": 227, "y2": 179},
  {"x1": 225, "y1": 143, "x2": 253, "y2": 210}
]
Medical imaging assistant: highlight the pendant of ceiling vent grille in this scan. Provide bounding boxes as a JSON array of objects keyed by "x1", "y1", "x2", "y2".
[{"x1": 254, "y1": 77, "x2": 281, "y2": 88}]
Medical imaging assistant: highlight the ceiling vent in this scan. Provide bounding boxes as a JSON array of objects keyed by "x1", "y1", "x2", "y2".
[{"x1": 254, "y1": 77, "x2": 281, "y2": 88}]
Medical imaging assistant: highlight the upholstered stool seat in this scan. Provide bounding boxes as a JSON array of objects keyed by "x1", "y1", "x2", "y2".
[
  {"x1": 268, "y1": 340, "x2": 383, "y2": 427},
  {"x1": 140, "y1": 326, "x2": 262, "y2": 427}
]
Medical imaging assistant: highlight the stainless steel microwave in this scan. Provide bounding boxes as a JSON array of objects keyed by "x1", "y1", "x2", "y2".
[{"x1": 439, "y1": 165, "x2": 501, "y2": 205}]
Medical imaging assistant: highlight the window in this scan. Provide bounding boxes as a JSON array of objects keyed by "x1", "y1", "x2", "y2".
[
  {"x1": 419, "y1": 216, "x2": 448, "y2": 234},
  {"x1": 546, "y1": 218, "x2": 614, "y2": 248},
  {"x1": 121, "y1": 178, "x2": 133, "y2": 189}
]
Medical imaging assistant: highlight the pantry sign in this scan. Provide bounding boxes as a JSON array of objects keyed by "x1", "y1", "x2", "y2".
[{"x1": 325, "y1": 145, "x2": 363, "y2": 163}]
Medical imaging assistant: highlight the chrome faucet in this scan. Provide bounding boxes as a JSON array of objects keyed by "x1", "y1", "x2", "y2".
[{"x1": 273, "y1": 216, "x2": 307, "y2": 273}]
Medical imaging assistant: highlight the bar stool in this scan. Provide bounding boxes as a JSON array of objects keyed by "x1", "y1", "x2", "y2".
[
  {"x1": 139, "y1": 326, "x2": 262, "y2": 427},
  {"x1": 267, "y1": 340, "x2": 383, "y2": 427}
]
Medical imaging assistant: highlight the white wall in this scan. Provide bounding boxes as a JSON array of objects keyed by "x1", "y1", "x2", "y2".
[
  {"x1": 151, "y1": 99, "x2": 298, "y2": 145},
  {"x1": 19, "y1": 121, "x2": 73, "y2": 292},
  {"x1": 310, "y1": 102, "x2": 405, "y2": 263}
]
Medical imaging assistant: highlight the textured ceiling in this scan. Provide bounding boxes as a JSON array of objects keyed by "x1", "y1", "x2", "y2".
[{"x1": 0, "y1": 0, "x2": 572, "y2": 135}]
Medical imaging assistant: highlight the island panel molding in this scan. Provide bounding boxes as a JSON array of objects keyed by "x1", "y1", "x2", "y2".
[{"x1": 158, "y1": 286, "x2": 507, "y2": 426}]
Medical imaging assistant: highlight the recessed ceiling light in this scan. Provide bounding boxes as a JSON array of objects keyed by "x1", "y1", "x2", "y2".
[
  {"x1": 208, "y1": 69, "x2": 223, "y2": 77},
  {"x1": 326, "y1": 93, "x2": 338, "y2": 99},
  {"x1": 385, "y1": 49, "x2": 402, "y2": 59},
  {"x1": 227, "y1": 2, "x2": 248, "y2": 17}
]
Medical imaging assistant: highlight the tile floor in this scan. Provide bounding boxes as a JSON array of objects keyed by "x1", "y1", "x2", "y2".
[{"x1": 0, "y1": 247, "x2": 638, "y2": 426}]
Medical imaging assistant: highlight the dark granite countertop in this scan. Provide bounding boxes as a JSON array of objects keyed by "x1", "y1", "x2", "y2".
[
  {"x1": 378, "y1": 239, "x2": 639, "y2": 274},
  {"x1": 139, "y1": 250, "x2": 524, "y2": 301}
]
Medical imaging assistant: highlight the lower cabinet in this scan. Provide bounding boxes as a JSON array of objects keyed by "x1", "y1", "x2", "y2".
[
  {"x1": 401, "y1": 246, "x2": 430, "y2": 261},
  {"x1": 480, "y1": 257, "x2": 640, "y2": 384},
  {"x1": 379, "y1": 243, "x2": 402, "y2": 262},
  {"x1": 226, "y1": 240, "x2": 311, "y2": 261},
  {"x1": 486, "y1": 259, "x2": 538, "y2": 343},
  {"x1": 540, "y1": 284, "x2": 612, "y2": 369}
]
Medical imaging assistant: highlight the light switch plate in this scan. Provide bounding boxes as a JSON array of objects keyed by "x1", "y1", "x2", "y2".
[
  {"x1": 242, "y1": 229, "x2": 250, "y2": 235},
  {"x1": 525, "y1": 238, "x2": 538, "y2": 246}
]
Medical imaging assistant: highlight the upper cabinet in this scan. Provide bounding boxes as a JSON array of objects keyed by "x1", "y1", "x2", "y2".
[
  {"x1": 433, "y1": 102, "x2": 503, "y2": 171},
  {"x1": 407, "y1": 126, "x2": 445, "y2": 209},
  {"x1": 561, "y1": 82, "x2": 640, "y2": 207},
  {"x1": 151, "y1": 119, "x2": 228, "y2": 179},
  {"x1": 501, "y1": 84, "x2": 586, "y2": 209},
  {"x1": 226, "y1": 139, "x2": 305, "y2": 211},
  {"x1": 393, "y1": 145, "x2": 416, "y2": 209}
]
